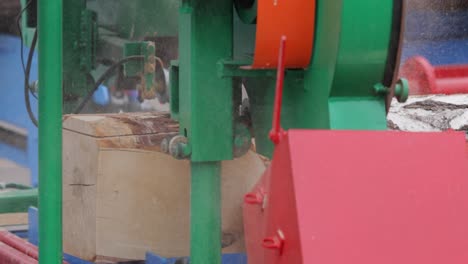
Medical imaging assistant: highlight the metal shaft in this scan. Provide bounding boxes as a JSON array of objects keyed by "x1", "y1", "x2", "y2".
[
  {"x1": 38, "y1": 0, "x2": 63, "y2": 263},
  {"x1": 190, "y1": 162, "x2": 221, "y2": 264}
]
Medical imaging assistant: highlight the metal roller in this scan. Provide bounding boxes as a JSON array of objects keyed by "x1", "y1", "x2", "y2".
[{"x1": 250, "y1": 0, "x2": 316, "y2": 69}]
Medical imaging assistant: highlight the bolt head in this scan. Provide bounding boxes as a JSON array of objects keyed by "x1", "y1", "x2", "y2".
[{"x1": 161, "y1": 137, "x2": 170, "y2": 153}]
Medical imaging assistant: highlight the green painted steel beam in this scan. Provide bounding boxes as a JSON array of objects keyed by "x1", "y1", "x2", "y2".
[
  {"x1": 331, "y1": 1, "x2": 393, "y2": 97},
  {"x1": 190, "y1": 162, "x2": 222, "y2": 264},
  {"x1": 178, "y1": 0, "x2": 234, "y2": 162},
  {"x1": 0, "y1": 189, "x2": 38, "y2": 214},
  {"x1": 329, "y1": 97, "x2": 387, "y2": 130},
  {"x1": 177, "y1": 1, "x2": 234, "y2": 263},
  {"x1": 38, "y1": 0, "x2": 63, "y2": 262},
  {"x1": 309, "y1": 0, "x2": 392, "y2": 130}
]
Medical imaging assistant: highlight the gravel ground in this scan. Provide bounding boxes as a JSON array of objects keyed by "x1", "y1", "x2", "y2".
[{"x1": 388, "y1": 94, "x2": 468, "y2": 136}]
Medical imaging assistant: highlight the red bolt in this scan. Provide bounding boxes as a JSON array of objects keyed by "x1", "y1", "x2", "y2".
[
  {"x1": 244, "y1": 188, "x2": 265, "y2": 205},
  {"x1": 262, "y1": 229, "x2": 285, "y2": 255}
]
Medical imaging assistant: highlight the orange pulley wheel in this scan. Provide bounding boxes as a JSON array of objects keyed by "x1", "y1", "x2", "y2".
[{"x1": 250, "y1": 0, "x2": 316, "y2": 69}]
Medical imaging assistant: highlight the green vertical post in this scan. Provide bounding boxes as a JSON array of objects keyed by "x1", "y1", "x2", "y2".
[
  {"x1": 38, "y1": 0, "x2": 63, "y2": 263},
  {"x1": 178, "y1": 0, "x2": 234, "y2": 161},
  {"x1": 190, "y1": 162, "x2": 222, "y2": 264},
  {"x1": 177, "y1": 1, "x2": 233, "y2": 262}
]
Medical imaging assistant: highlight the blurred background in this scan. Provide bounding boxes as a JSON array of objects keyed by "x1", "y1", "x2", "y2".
[{"x1": 0, "y1": 0, "x2": 467, "y2": 187}]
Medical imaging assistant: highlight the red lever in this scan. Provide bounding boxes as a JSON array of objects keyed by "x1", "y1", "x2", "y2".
[{"x1": 269, "y1": 36, "x2": 287, "y2": 145}]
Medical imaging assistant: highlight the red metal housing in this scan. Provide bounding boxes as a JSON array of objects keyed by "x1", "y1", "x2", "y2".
[{"x1": 244, "y1": 130, "x2": 468, "y2": 264}]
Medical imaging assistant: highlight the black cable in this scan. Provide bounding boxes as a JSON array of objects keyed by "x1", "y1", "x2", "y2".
[
  {"x1": 16, "y1": 0, "x2": 32, "y2": 75},
  {"x1": 17, "y1": 0, "x2": 38, "y2": 106},
  {"x1": 25, "y1": 29, "x2": 38, "y2": 127},
  {"x1": 30, "y1": 87, "x2": 38, "y2": 99},
  {"x1": 24, "y1": 48, "x2": 142, "y2": 122},
  {"x1": 72, "y1": 55, "x2": 145, "y2": 114}
]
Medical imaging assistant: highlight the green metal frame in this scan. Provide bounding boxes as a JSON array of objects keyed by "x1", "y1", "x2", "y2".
[
  {"x1": 38, "y1": 0, "x2": 63, "y2": 263},
  {"x1": 178, "y1": 1, "x2": 233, "y2": 263},
  {"x1": 178, "y1": 0, "x2": 234, "y2": 162},
  {"x1": 0, "y1": 184, "x2": 37, "y2": 214},
  {"x1": 190, "y1": 162, "x2": 222, "y2": 264}
]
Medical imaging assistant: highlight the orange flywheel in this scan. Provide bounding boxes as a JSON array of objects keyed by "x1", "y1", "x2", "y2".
[{"x1": 250, "y1": 0, "x2": 316, "y2": 69}]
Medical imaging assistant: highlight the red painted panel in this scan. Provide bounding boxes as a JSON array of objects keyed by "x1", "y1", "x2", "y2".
[
  {"x1": 290, "y1": 130, "x2": 468, "y2": 264},
  {"x1": 245, "y1": 130, "x2": 468, "y2": 264}
]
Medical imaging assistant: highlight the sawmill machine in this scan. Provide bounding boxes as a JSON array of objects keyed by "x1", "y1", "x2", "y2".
[{"x1": 20, "y1": 0, "x2": 468, "y2": 263}]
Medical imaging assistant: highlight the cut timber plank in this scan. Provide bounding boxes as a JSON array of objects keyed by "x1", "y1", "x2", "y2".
[
  {"x1": 63, "y1": 112, "x2": 265, "y2": 261},
  {"x1": 63, "y1": 129, "x2": 98, "y2": 261},
  {"x1": 0, "y1": 213, "x2": 27, "y2": 227}
]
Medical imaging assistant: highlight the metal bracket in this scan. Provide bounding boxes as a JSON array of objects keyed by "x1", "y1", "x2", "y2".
[
  {"x1": 124, "y1": 41, "x2": 158, "y2": 99},
  {"x1": 374, "y1": 78, "x2": 409, "y2": 103},
  {"x1": 217, "y1": 60, "x2": 276, "y2": 78}
]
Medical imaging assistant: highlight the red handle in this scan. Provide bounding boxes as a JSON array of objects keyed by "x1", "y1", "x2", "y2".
[
  {"x1": 269, "y1": 36, "x2": 287, "y2": 145},
  {"x1": 262, "y1": 229, "x2": 285, "y2": 254}
]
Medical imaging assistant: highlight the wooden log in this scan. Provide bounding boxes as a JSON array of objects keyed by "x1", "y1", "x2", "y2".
[{"x1": 62, "y1": 112, "x2": 265, "y2": 261}]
